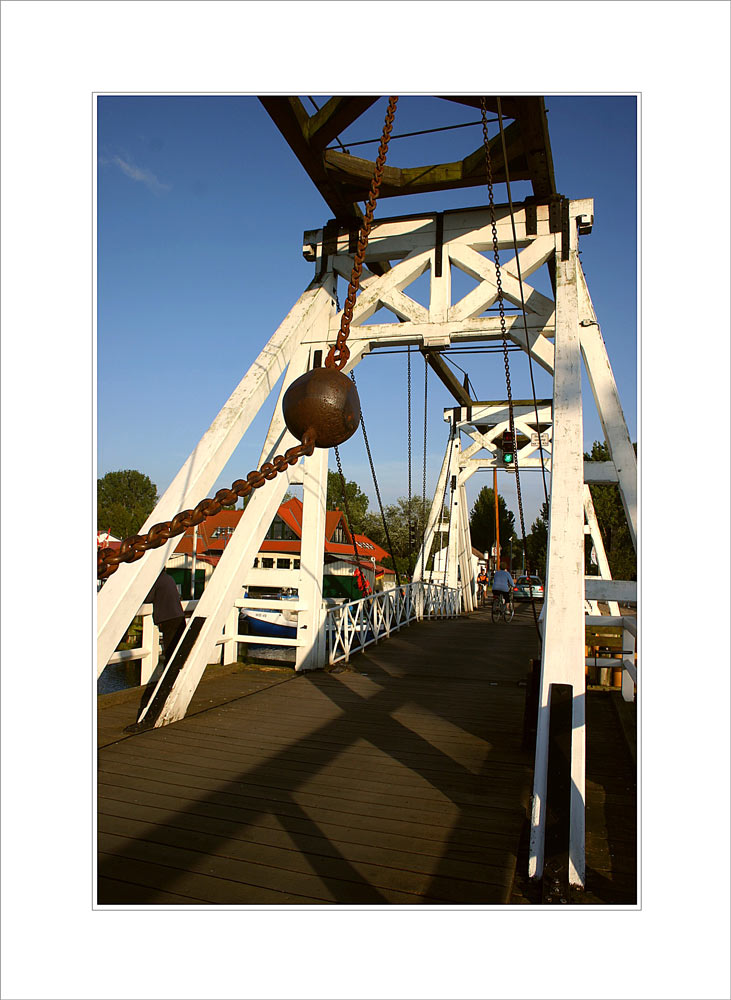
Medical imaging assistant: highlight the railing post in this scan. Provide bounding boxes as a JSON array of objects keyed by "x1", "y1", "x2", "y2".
[
  {"x1": 140, "y1": 607, "x2": 160, "y2": 685},
  {"x1": 622, "y1": 625, "x2": 636, "y2": 702},
  {"x1": 222, "y1": 605, "x2": 239, "y2": 664},
  {"x1": 416, "y1": 583, "x2": 425, "y2": 621}
]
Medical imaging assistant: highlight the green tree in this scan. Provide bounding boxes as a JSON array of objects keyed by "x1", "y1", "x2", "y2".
[
  {"x1": 469, "y1": 487, "x2": 516, "y2": 562},
  {"x1": 584, "y1": 440, "x2": 637, "y2": 580},
  {"x1": 97, "y1": 469, "x2": 158, "y2": 540},
  {"x1": 326, "y1": 469, "x2": 370, "y2": 529},
  {"x1": 362, "y1": 495, "x2": 437, "y2": 578},
  {"x1": 525, "y1": 500, "x2": 549, "y2": 579}
]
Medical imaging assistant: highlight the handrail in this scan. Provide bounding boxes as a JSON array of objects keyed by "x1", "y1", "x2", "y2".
[
  {"x1": 325, "y1": 581, "x2": 460, "y2": 665},
  {"x1": 100, "y1": 582, "x2": 461, "y2": 682}
]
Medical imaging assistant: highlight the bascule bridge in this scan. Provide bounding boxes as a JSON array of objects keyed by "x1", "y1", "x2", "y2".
[{"x1": 97, "y1": 96, "x2": 637, "y2": 901}]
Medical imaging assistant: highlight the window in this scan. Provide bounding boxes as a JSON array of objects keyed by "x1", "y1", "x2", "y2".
[
  {"x1": 261, "y1": 558, "x2": 274, "y2": 569},
  {"x1": 277, "y1": 558, "x2": 290, "y2": 569},
  {"x1": 265, "y1": 516, "x2": 297, "y2": 541},
  {"x1": 294, "y1": 559, "x2": 300, "y2": 569},
  {"x1": 332, "y1": 524, "x2": 348, "y2": 544},
  {"x1": 212, "y1": 525, "x2": 235, "y2": 538},
  {"x1": 253, "y1": 558, "x2": 259, "y2": 568}
]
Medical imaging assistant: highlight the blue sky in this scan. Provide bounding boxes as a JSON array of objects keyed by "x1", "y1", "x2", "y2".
[{"x1": 97, "y1": 94, "x2": 637, "y2": 532}]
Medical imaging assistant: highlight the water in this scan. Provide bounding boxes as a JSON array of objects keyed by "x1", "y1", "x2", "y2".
[
  {"x1": 98, "y1": 660, "x2": 141, "y2": 695},
  {"x1": 97, "y1": 641, "x2": 296, "y2": 696}
]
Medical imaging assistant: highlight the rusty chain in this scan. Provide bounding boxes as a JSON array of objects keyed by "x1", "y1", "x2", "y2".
[
  {"x1": 99, "y1": 98, "x2": 400, "y2": 583},
  {"x1": 97, "y1": 429, "x2": 316, "y2": 580},
  {"x1": 480, "y1": 97, "x2": 542, "y2": 639},
  {"x1": 325, "y1": 96, "x2": 398, "y2": 372}
]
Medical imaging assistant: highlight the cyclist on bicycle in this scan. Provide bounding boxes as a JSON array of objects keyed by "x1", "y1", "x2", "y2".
[
  {"x1": 492, "y1": 562, "x2": 515, "y2": 606},
  {"x1": 476, "y1": 566, "x2": 489, "y2": 606}
]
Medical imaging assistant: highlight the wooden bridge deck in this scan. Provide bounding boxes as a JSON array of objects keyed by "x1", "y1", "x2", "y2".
[{"x1": 97, "y1": 605, "x2": 636, "y2": 906}]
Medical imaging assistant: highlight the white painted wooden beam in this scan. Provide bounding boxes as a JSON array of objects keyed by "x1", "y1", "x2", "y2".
[
  {"x1": 296, "y1": 445, "x2": 328, "y2": 671},
  {"x1": 139, "y1": 453, "x2": 299, "y2": 727},
  {"x1": 583, "y1": 485, "x2": 620, "y2": 616},
  {"x1": 457, "y1": 480, "x2": 474, "y2": 611},
  {"x1": 585, "y1": 615, "x2": 637, "y2": 637},
  {"x1": 530, "y1": 248, "x2": 586, "y2": 887},
  {"x1": 413, "y1": 430, "x2": 455, "y2": 584},
  {"x1": 449, "y1": 243, "x2": 555, "y2": 319},
  {"x1": 313, "y1": 315, "x2": 554, "y2": 347},
  {"x1": 584, "y1": 578, "x2": 637, "y2": 602},
  {"x1": 577, "y1": 262, "x2": 637, "y2": 548},
  {"x1": 97, "y1": 277, "x2": 336, "y2": 674},
  {"x1": 347, "y1": 249, "x2": 431, "y2": 327}
]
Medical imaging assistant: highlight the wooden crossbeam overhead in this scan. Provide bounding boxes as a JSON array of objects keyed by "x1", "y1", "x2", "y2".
[
  {"x1": 259, "y1": 96, "x2": 556, "y2": 224},
  {"x1": 422, "y1": 349, "x2": 472, "y2": 405}
]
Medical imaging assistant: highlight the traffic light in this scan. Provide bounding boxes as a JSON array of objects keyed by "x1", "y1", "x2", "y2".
[{"x1": 501, "y1": 430, "x2": 514, "y2": 465}]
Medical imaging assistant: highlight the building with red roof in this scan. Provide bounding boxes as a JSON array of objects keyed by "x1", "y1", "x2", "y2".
[{"x1": 165, "y1": 498, "x2": 396, "y2": 599}]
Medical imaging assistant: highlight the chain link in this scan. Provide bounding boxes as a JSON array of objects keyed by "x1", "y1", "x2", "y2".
[
  {"x1": 100, "y1": 99, "x2": 402, "y2": 582},
  {"x1": 325, "y1": 96, "x2": 398, "y2": 372},
  {"x1": 480, "y1": 97, "x2": 541, "y2": 638},
  {"x1": 97, "y1": 429, "x2": 316, "y2": 580}
]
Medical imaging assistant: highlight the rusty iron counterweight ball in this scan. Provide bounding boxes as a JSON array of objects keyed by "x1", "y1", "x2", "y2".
[{"x1": 282, "y1": 366, "x2": 361, "y2": 449}]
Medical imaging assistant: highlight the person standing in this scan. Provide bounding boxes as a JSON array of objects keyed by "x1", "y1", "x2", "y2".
[
  {"x1": 133, "y1": 571, "x2": 187, "y2": 720},
  {"x1": 145, "y1": 570, "x2": 186, "y2": 662}
]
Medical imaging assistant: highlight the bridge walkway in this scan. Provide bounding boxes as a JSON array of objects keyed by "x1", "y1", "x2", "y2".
[{"x1": 97, "y1": 603, "x2": 636, "y2": 905}]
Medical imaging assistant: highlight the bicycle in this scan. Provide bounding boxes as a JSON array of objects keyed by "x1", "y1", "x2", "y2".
[
  {"x1": 491, "y1": 590, "x2": 515, "y2": 623},
  {"x1": 476, "y1": 581, "x2": 488, "y2": 608}
]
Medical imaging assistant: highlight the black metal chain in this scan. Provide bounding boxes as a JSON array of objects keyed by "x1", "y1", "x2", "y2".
[
  {"x1": 494, "y1": 97, "x2": 550, "y2": 511},
  {"x1": 480, "y1": 97, "x2": 542, "y2": 640}
]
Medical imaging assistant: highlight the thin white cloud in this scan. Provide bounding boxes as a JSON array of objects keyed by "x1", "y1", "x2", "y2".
[{"x1": 110, "y1": 154, "x2": 171, "y2": 194}]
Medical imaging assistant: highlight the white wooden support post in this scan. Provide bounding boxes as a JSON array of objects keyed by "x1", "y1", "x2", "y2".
[
  {"x1": 457, "y1": 481, "x2": 474, "y2": 612},
  {"x1": 140, "y1": 608, "x2": 160, "y2": 686},
  {"x1": 622, "y1": 626, "x2": 637, "y2": 703},
  {"x1": 222, "y1": 605, "x2": 239, "y2": 665},
  {"x1": 413, "y1": 429, "x2": 454, "y2": 583},
  {"x1": 529, "y1": 243, "x2": 587, "y2": 888},
  {"x1": 429, "y1": 237, "x2": 451, "y2": 324},
  {"x1": 97, "y1": 277, "x2": 336, "y2": 674},
  {"x1": 415, "y1": 583, "x2": 425, "y2": 621},
  {"x1": 446, "y1": 437, "x2": 462, "y2": 592},
  {"x1": 296, "y1": 444, "x2": 329, "y2": 672},
  {"x1": 137, "y1": 460, "x2": 298, "y2": 727},
  {"x1": 576, "y1": 262, "x2": 637, "y2": 549},
  {"x1": 583, "y1": 485, "x2": 620, "y2": 616}
]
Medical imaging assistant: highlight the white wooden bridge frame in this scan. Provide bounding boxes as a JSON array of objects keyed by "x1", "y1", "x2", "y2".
[{"x1": 97, "y1": 198, "x2": 636, "y2": 889}]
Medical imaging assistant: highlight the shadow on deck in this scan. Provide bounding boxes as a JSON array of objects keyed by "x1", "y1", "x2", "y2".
[{"x1": 97, "y1": 604, "x2": 636, "y2": 906}]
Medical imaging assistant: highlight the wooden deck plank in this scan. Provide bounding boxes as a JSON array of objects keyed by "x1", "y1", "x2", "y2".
[
  {"x1": 98, "y1": 778, "x2": 520, "y2": 857},
  {"x1": 99, "y1": 794, "x2": 519, "y2": 878},
  {"x1": 98, "y1": 607, "x2": 636, "y2": 905}
]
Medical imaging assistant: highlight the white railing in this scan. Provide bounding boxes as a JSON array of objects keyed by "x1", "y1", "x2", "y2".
[
  {"x1": 101, "y1": 583, "x2": 461, "y2": 683},
  {"x1": 325, "y1": 581, "x2": 461, "y2": 666}
]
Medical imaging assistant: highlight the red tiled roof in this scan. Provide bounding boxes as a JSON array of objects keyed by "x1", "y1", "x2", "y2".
[{"x1": 167, "y1": 498, "x2": 387, "y2": 563}]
